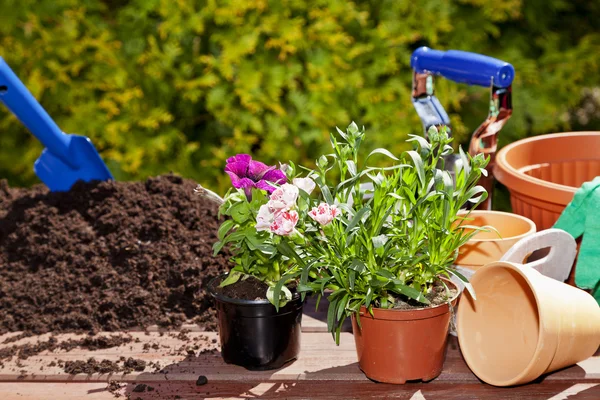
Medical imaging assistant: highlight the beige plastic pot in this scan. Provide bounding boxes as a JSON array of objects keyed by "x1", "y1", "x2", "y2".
[
  {"x1": 457, "y1": 237, "x2": 600, "y2": 386},
  {"x1": 454, "y1": 211, "x2": 536, "y2": 271},
  {"x1": 494, "y1": 131, "x2": 600, "y2": 230}
]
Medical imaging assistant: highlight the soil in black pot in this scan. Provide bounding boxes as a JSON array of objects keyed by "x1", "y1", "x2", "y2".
[
  {"x1": 214, "y1": 276, "x2": 270, "y2": 300},
  {"x1": 213, "y1": 276, "x2": 297, "y2": 301},
  {"x1": 0, "y1": 174, "x2": 232, "y2": 335}
]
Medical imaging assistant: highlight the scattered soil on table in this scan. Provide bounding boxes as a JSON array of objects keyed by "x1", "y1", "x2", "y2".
[
  {"x1": 390, "y1": 279, "x2": 458, "y2": 310},
  {"x1": 121, "y1": 357, "x2": 147, "y2": 373},
  {"x1": 62, "y1": 356, "x2": 148, "y2": 375},
  {"x1": 63, "y1": 358, "x2": 122, "y2": 374},
  {"x1": 131, "y1": 383, "x2": 154, "y2": 393},
  {"x1": 107, "y1": 381, "x2": 124, "y2": 398},
  {"x1": 0, "y1": 174, "x2": 232, "y2": 334},
  {"x1": 0, "y1": 334, "x2": 134, "y2": 362}
]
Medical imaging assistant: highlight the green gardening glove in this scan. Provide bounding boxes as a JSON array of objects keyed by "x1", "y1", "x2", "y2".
[{"x1": 554, "y1": 176, "x2": 600, "y2": 302}]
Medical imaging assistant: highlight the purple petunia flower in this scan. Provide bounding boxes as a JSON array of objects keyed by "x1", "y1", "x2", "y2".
[{"x1": 225, "y1": 154, "x2": 287, "y2": 198}]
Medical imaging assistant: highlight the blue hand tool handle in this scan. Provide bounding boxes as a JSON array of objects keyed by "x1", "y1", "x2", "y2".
[
  {"x1": 410, "y1": 47, "x2": 515, "y2": 88},
  {"x1": 0, "y1": 58, "x2": 71, "y2": 162}
]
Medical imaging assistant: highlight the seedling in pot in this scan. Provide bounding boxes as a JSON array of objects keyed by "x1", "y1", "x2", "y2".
[{"x1": 268, "y1": 123, "x2": 488, "y2": 340}]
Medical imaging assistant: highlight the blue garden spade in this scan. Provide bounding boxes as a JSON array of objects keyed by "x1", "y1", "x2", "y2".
[{"x1": 0, "y1": 58, "x2": 113, "y2": 191}]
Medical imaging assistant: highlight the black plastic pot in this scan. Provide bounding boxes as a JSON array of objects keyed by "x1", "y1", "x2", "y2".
[{"x1": 207, "y1": 275, "x2": 303, "y2": 370}]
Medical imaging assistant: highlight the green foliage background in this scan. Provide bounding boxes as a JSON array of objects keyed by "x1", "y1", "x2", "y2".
[{"x1": 1, "y1": 0, "x2": 600, "y2": 198}]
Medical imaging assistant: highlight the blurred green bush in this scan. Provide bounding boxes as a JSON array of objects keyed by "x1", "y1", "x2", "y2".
[{"x1": 1, "y1": 0, "x2": 600, "y2": 196}]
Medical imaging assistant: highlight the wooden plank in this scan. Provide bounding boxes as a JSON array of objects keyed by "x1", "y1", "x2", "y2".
[
  {"x1": 1, "y1": 381, "x2": 599, "y2": 400},
  {"x1": 0, "y1": 383, "x2": 114, "y2": 400},
  {"x1": 0, "y1": 331, "x2": 598, "y2": 385}
]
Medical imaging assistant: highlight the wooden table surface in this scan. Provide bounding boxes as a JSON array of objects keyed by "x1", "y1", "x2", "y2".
[{"x1": 0, "y1": 300, "x2": 598, "y2": 399}]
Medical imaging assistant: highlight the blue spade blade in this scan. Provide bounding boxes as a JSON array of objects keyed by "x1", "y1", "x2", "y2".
[{"x1": 0, "y1": 58, "x2": 113, "y2": 191}]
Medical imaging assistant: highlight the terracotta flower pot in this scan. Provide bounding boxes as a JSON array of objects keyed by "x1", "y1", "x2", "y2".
[
  {"x1": 351, "y1": 279, "x2": 459, "y2": 384},
  {"x1": 494, "y1": 131, "x2": 600, "y2": 230},
  {"x1": 457, "y1": 261, "x2": 600, "y2": 386},
  {"x1": 455, "y1": 211, "x2": 536, "y2": 270}
]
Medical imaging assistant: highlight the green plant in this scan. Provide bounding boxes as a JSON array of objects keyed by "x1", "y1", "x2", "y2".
[
  {"x1": 210, "y1": 154, "x2": 306, "y2": 306},
  {"x1": 273, "y1": 122, "x2": 490, "y2": 343}
]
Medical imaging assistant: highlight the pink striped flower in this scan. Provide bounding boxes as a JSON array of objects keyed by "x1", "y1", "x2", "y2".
[
  {"x1": 270, "y1": 210, "x2": 299, "y2": 236},
  {"x1": 308, "y1": 203, "x2": 340, "y2": 226}
]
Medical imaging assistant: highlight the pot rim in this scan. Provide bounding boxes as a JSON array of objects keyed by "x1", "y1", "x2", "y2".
[
  {"x1": 357, "y1": 278, "x2": 460, "y2": 320},
  {"x1": 494, "y1": 131, "x2": 600, "y2": 204},
  {"x1": 207, "y1": 274, "x2": 301, "y2": 306},
  {"x1": 457, "y1": 210, "x2": 536, "y2": 243},
  {"x1": 457, "y1": 261, "x2": 549, "y2": 387}
]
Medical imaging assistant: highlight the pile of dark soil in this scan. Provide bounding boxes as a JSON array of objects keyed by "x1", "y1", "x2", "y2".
[{"x1": 0, "y1": 174, "x2": 232, "y2": 334}]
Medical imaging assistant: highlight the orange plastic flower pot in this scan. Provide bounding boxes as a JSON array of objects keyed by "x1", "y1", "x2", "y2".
[
  {"x1": 351, "y1": 279, "x2": 459, "y2": 384},
  {"x1": 494, "y1": 132, "x2": 600, "y2": 230}
]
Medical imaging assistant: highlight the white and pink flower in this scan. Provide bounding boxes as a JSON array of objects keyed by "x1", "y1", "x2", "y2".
[
  {"x1": 270, "y1": 210, "x2": 299, "y2": 236},
  {"x1": 308, "y1": 203, "x2": 340, "y2": 226},
  {"x1": 255, "y1": 204, "x2": 274, "y2": 231},
  {"x1": 292, "y1": 177, "x2": 316, "y2": 195},
  {"x1": 268, "y1": 183, "x2": 299, "y2": 212}
]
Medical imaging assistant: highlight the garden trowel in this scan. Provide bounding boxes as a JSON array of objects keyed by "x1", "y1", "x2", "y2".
[
  {"x1": 0, "y1": 57, "x2": 113, "y2": 191},
  {"x1": 410, "y1": 47, "x2": 514, "y2": 210}
]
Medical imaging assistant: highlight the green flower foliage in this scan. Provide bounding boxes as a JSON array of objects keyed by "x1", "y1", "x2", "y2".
[{"x1": 1, "y1": 0, "x2": 599, "y2": 192}]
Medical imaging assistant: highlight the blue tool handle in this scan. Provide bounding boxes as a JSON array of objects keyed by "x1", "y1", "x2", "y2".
[
  {"x1": 410, "y1": 47, "x2": 514, "y2": 88},
  {"x1": 0, "y1": 58, "x2": 71, "y2": 161}
]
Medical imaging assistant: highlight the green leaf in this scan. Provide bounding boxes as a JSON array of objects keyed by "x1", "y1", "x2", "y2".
[
  {"x1": 406, "y1": 150, "x2": 426, "y2": 188},
  {"x1": 276, "y1": 241, "x2": 306, "y2": 266},
  {"x1": 212, "y1": 240, "x2": 224, "y2": 256},
  {"x1": 318, "y1": 276, "x2": 333, "y2": 294},
  {"x1": 389, "y1": 281, "x2": 430, "y2": 304},
  {"x1": 345, "y1": 206, "x2": 371, "y2": 234},
  {"x1": 348, "y1": 121, "x2": 359, "y2": 135},
  {"x1": 315, "y1": 293, "x2": 322, "y2": 312},
  {"x1": 365, "y1": 287, "x2": 373, "y2": 308},
  {"x1": 406, "y1": 134, "x2": 432, "y2": 151},
  {"x1": 267, "y1": 285, "x2": 293, "y2": 309},
  {"x1": 314, "y1": 175, "x2": 334, "y2": 204},
  {"x1": 369, "y1": 277, "x2": 389, "y2": 288},
  {"x1": 372, "y1": 234, "x2": 388, "y2": 249},
  {"x1": 271, "y1": 272, "x2": 300, "y2": 310},
  {"x1": 245, "y1": 233, "x2": 276, "y2": 254},
  {"x1": 337, "y1": 293, "x2": 349, "y2": 321},
  {"x1": 230, "y1": 202, "x2": 251, "y2": 223},
  {"x1": 449, "y1": 269, "x2": 476, "y2": 300},
  {"x1": 459, "y1": 146, "x2": 471, "y2": 178},
  {"x1": 348, "y1": 259, "x2": 366, "y2": 273},
  {"x1": 366, "y1": 148, "x2": 399, "y2": 162},
  {"x1": 376, "y1": 269, "x2": 395, "y2": 279},
  {"x1": 349, "y1": 269, "x2": 356, "y2": 291},
  {"x1": 297, "y1": 283, "x2": 313, "y2": 293},
  {"x1": 327, "y1": 296, "x2": 338, "y2": 333},
  {"x1": 219, "y1": 270, "x2": 242, "y2": 287},
  {"x1": 218, "y1": 219, "x2": 235, "y2": 241},
  {"x1": 346, "y1": 160, "x2": 357, "y2": 176},
  {"x1": 464, "y1": 185, "x2": 488, "y2": 204}
]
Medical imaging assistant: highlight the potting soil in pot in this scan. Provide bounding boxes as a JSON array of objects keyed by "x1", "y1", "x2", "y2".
[{"x1": 0, "y1": 174, "x2": 232, "y2": 335}]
